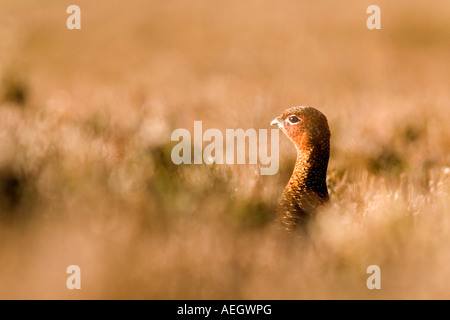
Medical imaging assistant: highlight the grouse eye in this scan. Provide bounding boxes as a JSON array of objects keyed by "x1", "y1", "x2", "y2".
[{"x1": 287, "y1": 115, "x2": 300, "y2": 124}]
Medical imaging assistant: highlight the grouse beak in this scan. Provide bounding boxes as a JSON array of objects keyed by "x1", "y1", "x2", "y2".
[{"x1": 271, "y1": 117, "x2": 283, "y2": 128}]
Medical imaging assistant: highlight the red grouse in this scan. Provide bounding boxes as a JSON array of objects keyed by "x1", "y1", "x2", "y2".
[{"x1": 271, "y1": 106, "x2": 331, "y2": 232}]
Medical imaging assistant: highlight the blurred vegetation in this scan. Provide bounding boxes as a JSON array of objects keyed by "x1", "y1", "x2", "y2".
[
  {"x1": 0, "y1": 0, "x2": 449, "y2": 299},
  {"x1": 1, "y1": 73, "x2": 28, "y2": 106}
]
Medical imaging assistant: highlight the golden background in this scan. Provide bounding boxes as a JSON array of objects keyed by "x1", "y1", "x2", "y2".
[{"x1": 0, "y1": 0, "x2": 449, "y2": 299}]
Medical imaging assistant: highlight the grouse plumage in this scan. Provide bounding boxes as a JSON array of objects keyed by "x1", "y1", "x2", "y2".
[{"x1": 271, "y1": 106, "x2": 331, "y2": 232}]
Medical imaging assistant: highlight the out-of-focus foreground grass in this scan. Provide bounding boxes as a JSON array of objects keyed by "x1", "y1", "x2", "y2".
[{"x1": 0, "y1": 0, "x2": 449, "y2": 299}]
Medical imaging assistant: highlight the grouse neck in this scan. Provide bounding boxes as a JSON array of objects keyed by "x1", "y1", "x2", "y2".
[{"x1": 289, "y1": 142, "x2": 329, "y2": 198}]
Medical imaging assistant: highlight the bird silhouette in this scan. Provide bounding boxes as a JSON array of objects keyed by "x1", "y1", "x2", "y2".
[{"x1": 271, "y1": 106, "x2": 331, "y2": 232}]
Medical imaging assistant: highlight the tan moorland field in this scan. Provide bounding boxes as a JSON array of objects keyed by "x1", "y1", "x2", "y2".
[{"x1": 0, "y1": 0, "x2": 449, "y2": 299}]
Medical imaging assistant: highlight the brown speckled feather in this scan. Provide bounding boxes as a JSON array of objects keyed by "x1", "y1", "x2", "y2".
[{"x1": 271, "y1": 106, "x2": 330, "y2": 232}]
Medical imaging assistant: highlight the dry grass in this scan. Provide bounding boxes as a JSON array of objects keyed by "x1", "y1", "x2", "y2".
[{"x1": 0, "y1": 0, "x2": 449, "y2": 299}]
